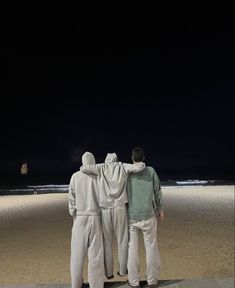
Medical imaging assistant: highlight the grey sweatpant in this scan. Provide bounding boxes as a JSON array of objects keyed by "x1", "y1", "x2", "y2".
[
  {"x1": 127, "y1": 216, "x2": 161, "y2": 287},
  {"x1": 70, "y1": 215, "x2": 104, "y2": 288},
  {"x1": 101, "y1": 205, "x2": 128, "y2": 277}
]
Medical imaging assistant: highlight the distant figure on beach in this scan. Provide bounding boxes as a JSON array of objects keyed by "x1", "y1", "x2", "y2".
[
  {"x1": 81, "y1": 153, "x2": 145, "y2": 279},
  {"x1": 20, "y1": 161, "x2": 28, "y2": 175},
  {"x1": 68, "y1": 152, "x2": 104, "y2": 288},
  {"x1": 127, "y1": 147, "x2": 164, "y2": 288}
]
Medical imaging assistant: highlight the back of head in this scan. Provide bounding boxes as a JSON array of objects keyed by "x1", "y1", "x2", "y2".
[
  {"x1": 105, "y1": 153, "x2": 118, "y2": 163},
  {"x1": 132, "y1": 147, "x2": 145, "y2": 162},
  {"x1": 82, "y1": 152, "x2": 96, "y2": 165}
]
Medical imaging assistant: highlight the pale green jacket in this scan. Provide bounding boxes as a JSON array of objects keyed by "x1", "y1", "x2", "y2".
[{"x1": 127, "y1": 166, "x2": 163, "y2": 221}]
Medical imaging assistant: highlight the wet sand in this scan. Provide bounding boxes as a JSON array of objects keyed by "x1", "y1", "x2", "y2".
[{"x1": 0, "y1": 185, "x2": 234, "y2": 285}]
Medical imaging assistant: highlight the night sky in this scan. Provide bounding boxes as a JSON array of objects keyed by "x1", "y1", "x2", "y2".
[{"x1": 3, "y1": 1, "x2": 234, "y2": 184}]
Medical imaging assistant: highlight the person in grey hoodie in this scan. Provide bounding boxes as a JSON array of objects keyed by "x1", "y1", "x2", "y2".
[
  {"x1": 68, "y1": 152, "x2": 104, "y2": 288},
  {"x1": 81, "y1": 153, "x2": 145, "y2": 279}
]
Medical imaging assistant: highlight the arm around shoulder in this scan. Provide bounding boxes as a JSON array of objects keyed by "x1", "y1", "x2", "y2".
[
  {"x1": 123, "y1": 162, "x2": 145, "y2": 174},
  {"x1": 80, "y1": 164, "x2": 101, "y2": 176}
]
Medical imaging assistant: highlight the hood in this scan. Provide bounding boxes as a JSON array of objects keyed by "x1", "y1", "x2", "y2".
[
  {"x1": 82, "y1": 152, "x2": 96, "y2": 165},
  {"x1": 105, "y1": 153, "x2": 118, "y2": 163}
]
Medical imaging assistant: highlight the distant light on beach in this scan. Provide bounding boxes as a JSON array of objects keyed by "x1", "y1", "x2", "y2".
[{"x1": 20, "y1": 163, "x2": 28, "y2": 175}]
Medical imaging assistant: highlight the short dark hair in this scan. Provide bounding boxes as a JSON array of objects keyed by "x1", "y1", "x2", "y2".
[{"x1": 132, "y1": 147, "x2": 145, "y2": 162}]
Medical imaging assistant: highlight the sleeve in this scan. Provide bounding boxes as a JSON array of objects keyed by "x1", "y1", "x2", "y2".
[
  {"x1": 80, "y1": 164, "x2": 102, "y2": 176},
  {"x1": 153, "y1": 170, "x2": 163, "y2": 214},
  {"x1": 122, "y1": 162, "x2": 145, "y2": 174},
  {"x1": 68, "y1": 174, "x2": 77, "y2": 218}
]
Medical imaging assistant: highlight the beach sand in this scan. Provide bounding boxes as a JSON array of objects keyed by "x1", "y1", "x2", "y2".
[{"x1": 0, "y1": 185, "x2": 234, "y2": 285}]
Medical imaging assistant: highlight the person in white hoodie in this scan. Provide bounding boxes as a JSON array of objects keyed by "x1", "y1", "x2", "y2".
[
  {"x1": 68, "y1": 152, "x2": 104, "y2": 288},
  {"x1": 81, "y1": 152, "x2": 145, "y2": 280}
]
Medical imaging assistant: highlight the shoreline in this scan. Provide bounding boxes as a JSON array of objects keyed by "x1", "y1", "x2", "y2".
[{"x1": 0, "y1": 180, "x2": 234, "y2": 196}]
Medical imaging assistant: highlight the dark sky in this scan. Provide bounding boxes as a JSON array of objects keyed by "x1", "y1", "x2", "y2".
[{"x1": 3, "y1": 1, "x2": 234, "y2": 181}]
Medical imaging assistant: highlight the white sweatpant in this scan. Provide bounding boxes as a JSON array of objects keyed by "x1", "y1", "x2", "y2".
[
  {"x1": 70, "y1": 215, "x2": 104, "y2": 288},
  {"x1": 127, "y1": 216, "x2": 161, "y2": 287},
  {"x1": 101, "y1": 205, "x2": 128, "y2": 277}
]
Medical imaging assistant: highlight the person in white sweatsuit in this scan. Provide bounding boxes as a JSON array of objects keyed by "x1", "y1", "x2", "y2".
[
  {"x1": 81, "y1": 153, "x2": 145, "y2": 279},
  {"x1": 68, "y1": 152, "x2": 104, "y2": 288}
]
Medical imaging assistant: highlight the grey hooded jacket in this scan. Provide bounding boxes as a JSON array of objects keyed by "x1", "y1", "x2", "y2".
[
  {"x1": 81, "y1": 153, "x2": 145, "y2": 208},
  {"x1": 68, "y1": 152, "x2": 100, "y2": 217}
]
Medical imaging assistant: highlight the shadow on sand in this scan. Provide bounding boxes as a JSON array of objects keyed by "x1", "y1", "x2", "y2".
[{"x1": 81, "y1": 279, "x2": 184, "y2": 287}]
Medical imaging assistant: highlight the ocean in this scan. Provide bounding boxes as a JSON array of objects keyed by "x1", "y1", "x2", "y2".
[
  {"x1": 0, "y1": 165, "x2": 234, "y2": 195},
  {"x1": 0, "y1": 177, "x2": 234, "y2": 195}
]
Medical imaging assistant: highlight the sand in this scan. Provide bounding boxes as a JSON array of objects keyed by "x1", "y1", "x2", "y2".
[{"x1": 0, "y1": 185, "x2": 234, "y2": 285}]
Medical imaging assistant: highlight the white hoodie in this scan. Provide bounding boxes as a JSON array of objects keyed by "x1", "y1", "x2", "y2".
[
  {"x1": 68, "y1": 152, "x2": 100, "y2": 217},
  {"x1": 81, "y1": 153, "x2": 145, "y2": 208}
]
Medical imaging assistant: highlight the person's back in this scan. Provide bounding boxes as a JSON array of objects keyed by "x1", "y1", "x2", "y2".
[
  {"x1": 128, "y1": 166, "x2": 162, "y2": 221},
  {"x1": 68, "y1": 152, "x2": 104, "y2": 288},
  {"x1": 69, "y1": 168, "x2": 100, "y2": 217},
  {"x1": 98, "y1": 153, "x2": 128, "y2": 208},
  {"x1": 127, "y1": 147, "x2": 164, "y2": 288}
]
